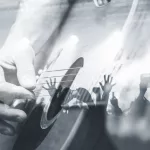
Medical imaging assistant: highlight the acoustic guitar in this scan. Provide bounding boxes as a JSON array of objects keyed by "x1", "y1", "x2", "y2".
[{"x1": 0, "y1": 0, "x2": 148, "y2": 150}]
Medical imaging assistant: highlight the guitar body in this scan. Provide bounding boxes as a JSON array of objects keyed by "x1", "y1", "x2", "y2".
[{"x1": 0, "y1": 0, "x2": 150, "y2": 150}]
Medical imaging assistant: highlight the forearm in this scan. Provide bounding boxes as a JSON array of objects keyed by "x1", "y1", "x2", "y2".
[
  {"x1": 102, "y1": 92, "x2": 109, "y2": 103},
  {"x1": 2, "y1": 0, "x2": 56, "y2": 53}
]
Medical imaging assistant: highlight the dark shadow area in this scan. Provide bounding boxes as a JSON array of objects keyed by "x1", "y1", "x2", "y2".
[
  {"x1": 12, "y1": 106, "x2": 55, "y2": 150},
  {"x1": 62, "y1": 106, "x2": 116, "y2": 150},
  {"x1": 13, "y1": 57, "x2": 83, "y2": 150},
  {"x1": 47, "y1": 86, "x2": 70, "y2": 120},
  {"x1": 47, "y1": 57, "x2": 84, "y2": 119}
]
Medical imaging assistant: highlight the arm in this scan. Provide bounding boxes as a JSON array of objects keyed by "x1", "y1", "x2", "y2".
[
  {"x1": 0, "y1": 0, "x2": 59, "y2": 89},
  {"x1": 2, "y1": 0, "x2": 54, "y2": 53},
  {"x1": 99, "y1": 75, "x2": 116, "y2": 103}
]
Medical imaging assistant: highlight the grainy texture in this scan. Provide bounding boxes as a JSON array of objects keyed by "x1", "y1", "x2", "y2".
[{"x1": 0, "y1": 0, "x2": 150, "y2": 150}]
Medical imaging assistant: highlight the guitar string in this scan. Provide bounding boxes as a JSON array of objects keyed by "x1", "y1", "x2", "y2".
[
  {"x1": 34, "y1": 67, "x2": 83, "y2": 98},
  {"x1": 41, "y1": 74, "x2": 78, "y2": 79},
  {"x1": 34, "y1": 77, "x2": 79, "y2": 93},
  {"x1": 33, "y1": 72, "x2": 117, "y2": 98},
  {"x1": 34, "y1": 68, "x2": 81, "y2": 92},
  {"x1": 36, "y1": 80, "x2": 75, "y2": 86},
  {"x1": 34, "y1": 66, "x2": 96, "y2": 104},
  {"x1": 33, "y1": 66, "x2": 118, "y2": 100},
  {"x1": 41, "y1": 67, "x2": 82, "y2": 72},
  {"x1": 34, "y1": 74, "x2": 107, "y2": 100}
]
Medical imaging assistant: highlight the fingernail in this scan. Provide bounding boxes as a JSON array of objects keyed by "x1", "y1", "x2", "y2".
[{"x1": 16, "y1": 113, "x2": 27, "y2": 123}]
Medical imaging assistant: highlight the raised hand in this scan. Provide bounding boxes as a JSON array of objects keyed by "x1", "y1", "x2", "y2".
[
  {"x1": 99, "y1": 75, "x2": 116, "y2": 94},
  {"x1": 42, "y1": 78, "x2": 57, "y2": 97}
]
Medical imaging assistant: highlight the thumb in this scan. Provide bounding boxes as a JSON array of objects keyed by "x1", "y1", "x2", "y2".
[{"x1": 14, "y1": 39, "x2": 36, "y2": 90}]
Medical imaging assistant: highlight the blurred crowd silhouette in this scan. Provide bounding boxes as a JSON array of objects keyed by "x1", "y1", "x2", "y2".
[{"x1": 41, "y1": 73, "x2": 150, "y2": 142}]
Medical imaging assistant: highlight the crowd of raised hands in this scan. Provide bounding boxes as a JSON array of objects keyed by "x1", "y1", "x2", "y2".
[
  {"x1": 106, "y1": 74, "x2": 150, "y2": 142},
  {"x1": 42, "y1": 73, "x2": 150, "y2": 142},
  {"x1": 42, "y1": 74, "x2": 149, "y2": 117}
]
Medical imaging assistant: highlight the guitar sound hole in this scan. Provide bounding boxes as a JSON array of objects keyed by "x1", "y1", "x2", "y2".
[
  {"x1": 47, "y1": 87, "x2": 70, "y2": 120},
  {"x1": 46, "y1": 57, "x2": 84, "y2": 121}
]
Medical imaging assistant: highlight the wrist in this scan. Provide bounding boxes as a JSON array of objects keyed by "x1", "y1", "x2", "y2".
[
  {"x1": 102, "y1": 92, "x2": 109, "y2": 100},
  {"x1": 103, "y1": 91, "x2": 110, "y2": 96}
]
